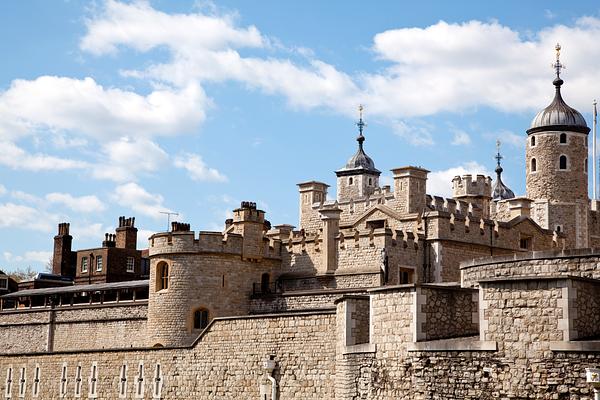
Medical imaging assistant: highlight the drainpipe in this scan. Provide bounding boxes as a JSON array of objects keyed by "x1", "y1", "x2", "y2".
[{"x1": 263, "y1": 356, "x2": 277, "y2": 400}]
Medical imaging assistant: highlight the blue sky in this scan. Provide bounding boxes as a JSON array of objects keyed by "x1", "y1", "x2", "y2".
[{"x1": 1, "y1": 0, "x2": 600, "y2": 272}]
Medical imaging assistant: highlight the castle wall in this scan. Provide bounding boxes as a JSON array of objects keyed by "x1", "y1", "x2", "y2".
[
  {"x1": 0, "y1": 312, "x2": 336, "y2": 400},
  {"x1": 0, "y1": 303, "x2": 147, "y2": 354}
]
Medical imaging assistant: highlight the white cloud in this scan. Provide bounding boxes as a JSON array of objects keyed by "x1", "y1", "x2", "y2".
[
  {"x1": 427, "y1": 161, "x2": 492, "y2": 198},
  {"x1": 46, "y1": 193, "x2": 106, "y2": 213},
  {"x1": 92, "y1": 137, "x2": 169, "y2": 182},
  {"x1": 451, "y1": 129, "x2": 471, "y2": 146},
  {"x1": 173, "y1": 153, "x2": 227, "y2": 182},
  {"x1": 0, "y1": 76, "x2": 207, "y2": 142},
  {"x1": 0, "y1": 185, "x2": 6, "y2": 196},
  {"x1": 0, "y1": 141, "x2": 89, "y2": 171},
  {"x1": 111, "y1": 182, "x2": 172, "y2": 219},
  {"x1": 137, "y1": 229, "x2": 157, "y2": 248},
  {"x1": 0, "y1": 203, "x2": 57, "y2": 232},
  {"x1": 3, "y1": 250, "x2": 52, "y2": 264},
  {"x1": 70, "y1": 222, "x2": 107, "y2": 241},
  {"x1": 391, "y1": 120, "x2": 434, "y2": 146}
]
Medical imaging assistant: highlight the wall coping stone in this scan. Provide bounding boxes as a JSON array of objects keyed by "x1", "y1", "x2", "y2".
[
  {"x1": 407, "y1": 338, "x2": 497, "y2": 352},
  {"x1": 461, "y1": 248, "x2": 600, "y2": 270},
  {"x1": 478, "y1": 275, "x2": 600, "y2": 285},
  {"x1": 342, "y1": 343, "x2": 377, "y2": 355},
  {"x1": 550, "y1": 341, "x2": 600, "y2": 352},
  {"x1": 0, "y1": 300, "x2": 148, "y2": 315},
  {"x1": 333, "y1": 295, "x2": 370, "y2": 305},
  {"x1": 368, "y1": 282, "x2": 475, "y2": 294}
]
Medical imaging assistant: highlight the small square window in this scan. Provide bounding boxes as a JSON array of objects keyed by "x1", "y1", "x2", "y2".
[
  {"x1": 0, "y1": 278, "x2": 8, "y2": 289},
  {"x1": 96, "y1": 256, "x2": 103, "y2": 272},
  {"x1": 81, "y1": 257, "x2": 88, "y2": 273},
  {"x1": 127, "y1": 257, "x2": 135, "y2": 273}
]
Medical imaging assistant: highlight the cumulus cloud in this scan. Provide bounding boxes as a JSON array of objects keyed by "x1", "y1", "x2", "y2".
[
  {"x1": 0, "y1": 203, "x2": 57, "y2": 232},
  {"x1": 92, "y1": 137, "x2": 169, "y2": 182},
  {"x1": 427, "y1": 161, "x2": 493, "y2": 198},
  {"x1": 0, "y1": 141, "x2": 89, "y2": 171},
  {"x1": 4, "y1": 251, "x2": 52, "y2": 264},
  {"x1": 173, "y1": 153, "x2": 227, "y2": 182},
  {"x1": 111, "y1": 182, "x2": 172, "y2": 219},
  {"x1": 46, "y1": 193, "x2": 106, "y2": 213},
  {"x1": 0, "y1": 76, "x2": 207, "y2": 142}
]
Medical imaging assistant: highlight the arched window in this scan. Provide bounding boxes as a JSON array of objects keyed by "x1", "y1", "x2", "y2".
[
  {"x1": 560, "y1": 133, "x2": 567, "y2": 144},
  {"x1": 261, "y1": 273, "x2": 270, "y2": 294},
  {"x1": 368, "y1": 177, "x2": 372, "y2": 186},
  {"x1": 531, "y1": 158, "x2": 537, "y2": 172},
  {"x1": 156, "y1": 262, "x2": 169, "y2": 291},
  {"x1": 556, "y1": 225, "x2": 562, "y2": 233},
  {"x1": 348, "y1": 177, "x2": 353, "y2": 185},
  {"x1": 531, "y1": 136, "x2": 536, "y2": 146},
  {"x1": 559, "y1": 155, "x2": 567, "y2": 170},
  {"x1": 193, "y1": 309, "x2": 209, "y2": 330}
]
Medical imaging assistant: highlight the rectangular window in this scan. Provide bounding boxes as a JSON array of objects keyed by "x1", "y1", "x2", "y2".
[
  {"x1": 5, "y1": 366, "x2": 13, "y2": 398},
  {"x1": 74, "y1": 364, "x2": 82, "y2": 398},
  {"x1": 118, "y1": 364, "x2": 128, "y2": 399},
  {"x1": 88, "y1": 362, "x2": 98, "y2": 398},
  {"x1": 18, "y1": 367, "x2": 25, "y2": 398},
  {"x1": 135, "y1": 363, "x2": 144, "y2": 399},
  {"x1": 0, "y1": 278, "x2": 8, "y2": 289},
  {"x1": 519, "y1": 237, "x2": 531, "y2": 250},
  {"x1": 60, "y1": 363, "x2": 68, "y2": 397},
  {"x1": 126, "y1": 257, "x2": 135, "y2": 273},
  {"x1": 32, "y1": 365, "x2": 40, "y2": 398},
  {"x1": 152, "y1": 364, "x2": 162, "y2": 399},
  {"x1": 96, "y1": 256, "x2": 103, "y2": 272},
  {"x1": 81, "y1": 257, "x2": 88, "y2": 273}
]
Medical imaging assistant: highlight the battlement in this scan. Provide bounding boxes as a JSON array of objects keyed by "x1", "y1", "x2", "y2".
[
  {"x1": 148, "y1": 229, "x2": 282, "y2": 259},
  {"x1": 452, "y1": 174, "x2": 492, "y2": 198}
]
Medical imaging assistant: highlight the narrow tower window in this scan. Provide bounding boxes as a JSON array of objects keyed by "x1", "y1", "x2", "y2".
[
  {"x1": 368, "y1": 177, "x2": 372, "y2": 186},
  {"x1": 531, "y1": 158, "x2": 537, "y2": 172},
  {"x1": 156, "y1": 262, "x2": 169, "y2": 291},
  {"x1": 74, "y1": 364, "x2": 82, "y2": 397},
  {"x1": 559, "y1": 133, "x2": 567, "y2": 143},
  {"x1": 193, "y1": 309, "x2": 209, "y2": 330},
  {"x1": 88, "y1": 362, "x2": 98, "y2": 398},
  {"x1": 118, "y1": 364, "x2": 128, "y2": 399},
  {"x1": 348, "y1": 177, "x2": 353, "y2": 185},
  {"x1": 60, "y1": 363, "x2": 68, "y2": 397},
  {"x1": 135, "y1": 362, "x2": 144, "y2": 399},
  {"x1": 18, "y1": 367, "x2": 26, "y2": 398},
  {"x1": 531, "y1": 136, "x2": 536, "y2": 146},
  {"x1": 32, "y1": 365, "x2": 40, "y2": 398},
  {"x1": 152, "y1": 364, "x2": 163, "y2": 399},
  {"x1": 5, "y1": 366, "x2": 13, "y2": 398},
  {"x1": 559, "y1": 155, "x2": 568, "y2": 170},
  {"x1": 585, "y1": 158, "x2": 588, "y2": 173}
]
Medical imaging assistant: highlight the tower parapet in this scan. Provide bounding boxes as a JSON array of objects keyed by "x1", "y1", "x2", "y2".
[
  {"x1": 452, "y1": 174, "x2": 492, "y2": 218},
  {"x1": 392, "y1": 166, "x2": 428, "y2": 214}
]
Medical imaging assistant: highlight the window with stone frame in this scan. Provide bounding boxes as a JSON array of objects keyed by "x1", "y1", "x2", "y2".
[
  {"x1": 59, "y1": 363, "x2": 68, "y2": 397},
  {"x1": 559, "y1": 132, "x2": 567, "y2": 144},
  {"x1": 81, "y1": 257, "x2": 88, "y2": 273},
  {"x1": 127, "y1": 257, "x2": 135, "y2": 273},
  {"x1": 531, "y1": 136, "x2": 536, "y2": 146},
  {"x1": 5, "y1": 366, "x2": 13, "y2": 398},
  {"x1": 118, "y1": 364, "x2": 128, "y2": 399},
  {"x1": 559, "y1": 155, "x2": 568, "y2": 170},
  {"x1": 96, "y1": 256, "x2": 103, "y2": 272},
  {"x1": 135, "y1": 362, "x2": 145, "y2": 399},
  {"x1": 88, "y1": 362, "x2": 98, "y2": 398},
  {"x1": 152, "y1": 364, "x2": 163, "y2": 399},
  {"x1": 18, "y1": 366, "x2": 25, "y2": 398},
  {"x1": 156, "y1": 263, "x2": 169, "y2": 291},
  {"x1": 32, "y1": 365, "x2": 40, "y2": 398},
  {"x1": 193, "y1": 308, "x2": 209, "y2": 330},
  {"x1": 531, "y1": 158, "x2": 537, "y2": 172},
  {"x1": 74, "y1": 364, "x2": 82, "y2": 398}
]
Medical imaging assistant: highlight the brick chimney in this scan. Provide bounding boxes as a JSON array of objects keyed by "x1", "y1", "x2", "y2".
[
  {"x1": 53, "y1": 222, "x2": 74, "y2": 277},
  {"x1": 115, "y1": 216, "x2": 138, "y2": 250}
]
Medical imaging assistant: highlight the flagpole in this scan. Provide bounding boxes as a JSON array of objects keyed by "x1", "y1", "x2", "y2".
[{"x1": 594, "y1": 99, "x2": 598, "y2": 200}]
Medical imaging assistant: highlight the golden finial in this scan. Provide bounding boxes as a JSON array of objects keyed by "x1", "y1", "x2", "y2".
[{"x1": 552, "y1": 43, "x2": 565, "y2": 79}]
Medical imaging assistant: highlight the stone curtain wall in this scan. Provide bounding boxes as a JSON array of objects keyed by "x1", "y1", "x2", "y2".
[
  {"x1": 0, "y1": 303, "x2": 147, "y2": 354},
  {"x1": 418, "y1": 286, "x2": 478, "y2": 341},
  {"x1": 461, "y1": 249, "x2": 600, "y2": 288},
  {"x1": 0, "y1": 311, "x2": 336, "y2": 400},
  {"x1": 571, "y1": 278, "x2": 600, "y2": 340}
]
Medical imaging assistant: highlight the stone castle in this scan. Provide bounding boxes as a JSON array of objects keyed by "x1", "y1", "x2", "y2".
[{"x1": 2, "y1": 46, "x2": 600, "y2": 399}]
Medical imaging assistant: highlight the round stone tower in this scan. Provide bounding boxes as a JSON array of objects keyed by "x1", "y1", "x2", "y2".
[{"x1": 525, "y1": 44, "x2": 590, "y2": 247}]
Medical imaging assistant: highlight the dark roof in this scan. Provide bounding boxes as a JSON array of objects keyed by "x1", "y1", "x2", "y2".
[
  {"x1": 492, "y1": 165, "x2": 515, "y2": 201},
  {"x1": 336, "y1": 133, "x2": 381, "y2": 177},
  {"x1": 527, "y1": 77, "x2": 589, "y2": 135},
  {"x1": 1, "y1": 280, "x2": 148, "y2": 298}
]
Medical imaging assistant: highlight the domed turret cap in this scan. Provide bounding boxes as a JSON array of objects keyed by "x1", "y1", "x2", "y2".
[
  {"x1": 492, "y1": 141, "x2": 515, "y2": 201},
  {"x1": 527, "y1": 44, "x2": 589, "y2": 135},
  {"x1": 336, "y1": 106, "x2": 381, "y2": 177}
]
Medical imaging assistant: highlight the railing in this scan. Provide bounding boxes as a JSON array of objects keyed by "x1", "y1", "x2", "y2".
[{"x1": 252, "y1": 281, "x2": 281, "y2": 296}]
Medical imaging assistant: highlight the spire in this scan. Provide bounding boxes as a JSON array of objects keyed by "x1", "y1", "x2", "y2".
[
  {"x1": 492, "y1": 140, "x2": 515, "y2": 201},
  {"x1": 356, "y1": 104, "x2": 366, "y2": 149},
  {"x1": 552, "y1": 43, "x2": 564, "y2": 84}
]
